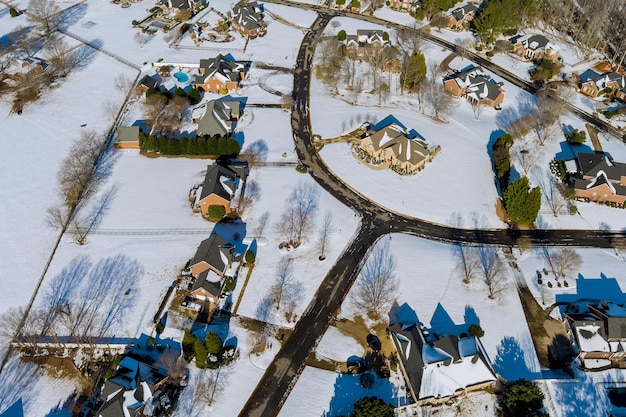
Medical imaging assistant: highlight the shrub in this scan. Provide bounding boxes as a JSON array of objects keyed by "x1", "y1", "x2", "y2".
[
  {"x1": 296, "y1": 164, "x2": 308, "y2": 173},
  {"x1": 538, "y1": 279, "x2": 543, "y2": 285},
  {"x1": 208, "y1": 205, "x2": 226, "y2": 219},
  {"x1": 351, "y1": 397, "x2": 394, "y2": 417},
  {"x1": 468, "y1": 324, "x2": 485, "y2": 338},
  {"x1": 336, "y1": 0, "x2": 345, "y2": 5},
  {"x1": 245, "y1": 250, "x2": 255, "y2": 264},
  {"x1": 224, "y1": 277, "x2": 236, "y2": 292},
  {"x1": 9, "y1": 7, "x2": 18, "y2": 17},
  {"x1": 382, "y1": 31, "x2": 389, "y2": 41},
  {"x1": 187, "y1": 88, "x2": 201, "y2": 105},
  {"x1": 475, "y1": 45, "x2": 483, "y2": 51},
  {"x1": 486, "y1": 50, "x2": 494, "y2": 57},
  {"x1": 499, "y1": 379, "x2": 546, "y2": 417},
  {"x1": 132, "y1": 19, "x2": 139, "y2": 26},
  {"x1": 565, "y1": 129, "x2": 586, "y2": 145},
  {"x1": 548, "y1": 282, "x2": 553, "y2": 288},
  {"x1": 155, "y1": 321, "x2": 165, "y2": 335},
  {"x1": 564, "y1": 280, "x2": 569, "y2": 287},
  {"x1": 337, "y1": 30, "x2": 347, "y2": 41},
  {"x1": 351, "y1": 0, "x2": 360, "y2": 8}
]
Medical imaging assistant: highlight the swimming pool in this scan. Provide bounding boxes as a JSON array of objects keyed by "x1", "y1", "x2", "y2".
[{"x1": 174, "y1": 72, "x2": 189, "y2": 83}]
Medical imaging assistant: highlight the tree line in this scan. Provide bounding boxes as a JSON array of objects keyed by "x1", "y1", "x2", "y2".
[{"x1": 138, "y1": 131, "x2": 241, "y2": 156}]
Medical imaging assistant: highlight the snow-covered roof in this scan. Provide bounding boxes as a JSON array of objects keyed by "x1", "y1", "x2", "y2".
[{"x1": 575, "y1": 324, "x2": 610, "y2": 352}]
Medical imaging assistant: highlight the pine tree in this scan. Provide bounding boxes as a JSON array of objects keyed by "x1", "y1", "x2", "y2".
[
  {"x1": 207, "y1": 136, "x2": 218, "y2": 155},
  {"x1": 205, "y1": 330, "x2": 223, "y2": 354},
  {"x1": 500, "y1": 379, "x2": 547, "y2": 417},
  {"x1": 503, "y1": 176, "x2": 541, "y2": 224},
  {"x1": 166, "y1": 136, "x2": 180, "y2": 155},
  {"x1": 400, "y1": 52, "x2": 427, "y2": 92},
  {"x1": 198, "y1": 136, "x2": 209, "y2": 155},
  {"x1": 194, "y1": 339, "x2": 208, "y2": 368},
  {"x1": 182, "y1": 329, "x2": 196, "y2": 361},
  {"x1": 187, "y1": 88, "x2": 201, "y2": 105},
  {"x1": 187, "y1": 137, "x2": 199, "y2": 155}
]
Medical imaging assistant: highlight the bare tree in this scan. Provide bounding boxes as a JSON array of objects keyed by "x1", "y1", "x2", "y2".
[
  {"x1": 449, "y1": 213, "x2": 479, "y2": 284},
  {"x1": 269, "y1": 257, "x2": 296, "y2": 310},
  {"x1": 277, "y1": 183, "x2": 319, "y2": 247},
  {"x1": 546, "y1": 248, "x2": 583, "y2": 279},
  {"x1": 514, "y1": 147, "x2": 536, "y2": 175},
  {"x1": 237, "y1": 180, "x2": 260, "y2": 214},
  {"x1": 143, "y1": 94, "x2": 169, "y2": 135},
  {"x1": 353, "y1": 240, "x2": 398, "y2": 315},
  {"x1": 396, "y1": 25, "x2": 425, "y2": 62},
  {"x1": 114, "y1": 74, "x2": 133, "y2": 95},
  {"x1": 472, "y1": 100, "x2": 484, "y2": 120},
  {"x1": 532, "y1": 91, "x2": 560, "y2": 145},
  {"x1": 195, "y1": 371, "x2": 224, "y2": 406},
  {"x1": 423, "y1": 79, "x2": 457, "y2": 121},
  {"x1": 254, "y1": 211, "x2": 270, "y2": 237},
  {"x1": 477, "y1": 246, "x2": 506, "y2": 299},
  {"x1": 318, "y1": 211, "x2": 334, "y2": 260},
  {"x1": 158, "y1": 349, "x2": 188, "y2": 382},
  {"x1": 27, "y1": 0, "x2": 62, "y2": 35},
  {"x1": 71, "y1": 186, "x2": 116, "y2": 244},
  {"x1": 45, "y1": 37, "x2": 79, "y2": 78},
  {"x1": 535, "y1": 167, "x2": 566, "y2": 217},
  {"x1": 240, "y1": 139, "x2": 268, "y2": 170}
]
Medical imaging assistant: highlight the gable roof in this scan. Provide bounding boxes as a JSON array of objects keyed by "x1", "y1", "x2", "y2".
[
  {"x1": 191, "y1": 268, "x2": 223, "y2": 297},
  {"x1": 199, "y1": 165, "x2": 238, "y2": 202},
  {"x1": 190, "y1": 234, "x2": 233, "y2": 274},
  {"x1": 445, "y1": 65, "x2": 504, "y2": 102},
  {"x1": 576, "y1": 152, "x2": 626, "y2": 181},
  {"x1": 449, "y1": 4, "x2": 477, "y2": 22},
  {"x1": 366, "y1": 115, "x2": 432, "y2": 165},
  {"x1": 389, "y1": 322, "x2": 426, "y2": 396},
  {"x1": 230, "y1": 0, "x2": 264, "y2": 31},
  {"x1": 139, "y1": 74, "x2": 160, "y2": 90},
  {"x1": 513, "y1": 34, "x2": 559, "y2": 53},
  {"x1": 196, "y1": 54, "x2": 247, "y2": 86},
  {"x1": 197, "y1": 100, "x2": 239, "y2": 137}
]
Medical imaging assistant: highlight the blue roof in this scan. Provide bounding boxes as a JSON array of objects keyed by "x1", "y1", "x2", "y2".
[
  {"x1": 371, "y1": 114, "x2": 407, "y2": 132},
  {"x1": 580, "y1": 69, "x2": 601, "y2": 83}
]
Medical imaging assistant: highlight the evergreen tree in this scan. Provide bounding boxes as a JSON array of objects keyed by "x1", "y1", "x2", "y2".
[
  {"x1": 207, "y1": 136, "x2": 218, "y2": 155},
  {"x1": 217, "y1": 137, "x2": 228, "y2": 154},
  {"x1": 194, "y1": 339, "x2": 208, "y2": 368},
  {"x1": 499, "y1": 379, "x2": 547, "y2": 417},
  {"x1": 503, "y1": 176, "x2": 541, "y2": 224},
  {"x1": 226, "y1": 138, "x2": 241, "y2": 155},
  {"x1": 198, "y1": 136, "x2": 209, "y2": 155},
  {"x1": 350, "y1": 397, "x2": 394, "y2": 417},
  {"x1": 205, "y1": 330, "x2": 223, "y2": 354},
  {"x1": 473, "y1": 0, "x2": 520, "y2": 44},
  {"x1": 187, "y1": 137, "x2": 199, "y2": 155},
  {"x1": 182, "y1": 329, "x2": 196, "y2": 361},
  {"x1": 166, "y1": 136, "x2": 180, "y2": 155},
  {"x1": 187, "y1": 88, "x2": 201, "y2": 105},
  {"x1": 173, "y1": 87, "x2": 186, "y2": 99},
  {"x1": 179, "y1": 137, "x2": 188, "y2": 154},
  {"x1": 338, "y1": 30, "x2": 347, "y2": 41},
  {"x1": 400, "y1": 52, "x2": 427, "y2": 92}
]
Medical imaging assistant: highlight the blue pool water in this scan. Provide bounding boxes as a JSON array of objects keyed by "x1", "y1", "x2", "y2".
[{"x1": 174, "y1": 72, "x2": 189, "y2": 83}]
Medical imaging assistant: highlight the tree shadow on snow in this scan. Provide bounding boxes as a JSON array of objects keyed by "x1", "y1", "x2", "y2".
[
  {"x1": 551, "y1": 371, "x2": 609, "y2": 417},
  {"x1": 323, "y1": 371, "x2": 397, "y2": 417},
  {"x1": 59, "y1": 3, "x2": 88, "y2": 31},
  {"x1": 492, "y1": 336, "x2": 539, "y2": 380}
]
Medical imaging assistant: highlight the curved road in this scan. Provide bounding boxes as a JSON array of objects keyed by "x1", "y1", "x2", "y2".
[{"x1": 239, "y1": 6, "x2": 626, "y2": 417}]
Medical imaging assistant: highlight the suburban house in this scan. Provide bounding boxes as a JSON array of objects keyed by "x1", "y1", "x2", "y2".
[
  {"x1": 159, "y1": 0, "x2": 201, "y2": 13},
  {"x1": 511, "y1": 34, "x2": 561, "y2": 62},
  {"x1": 388, "y1": 0, "x2": 421, "y2": 11},
  {"x1": 579, "y1": 70, "x2": 626, "y2": 100},
  {"x1": 228, "y1": 0, "x2": 266, "y2": 37},
  {"x1": 96, "y1": 356, "x2": 169, "y2": 417},
  {"x1": 192, "y1": 99, "x2": 240, "y2": 137},
  {"x1": 13, "y1": 56, "x2": 47, "y2": 75},
  {"x1": 194, "y1": 161, "x2": 248, "y2": 216},
  {"x1": 572, "y1": 152, "x2": 626, "y2": 206},
  {"x1": 136, "y1": 74, "x2": 161, "y2": 95},
  {"x1": 343, "y1": 30, "x2": 390, "y2": 58},
  {"x1": 559, "y1": 275, "x2": 626, "y2": 369},
  {"x1": 114, "y1": 126, "x2": 141, "y2": 149},
  {"x1": 357, "y1": 115, "x2": 440, "y2": 174},
  {"x1": 389, "y1": 322, "x2": 496, "y2": 402},
  {"x1": 194, "y1": 55, "x2": 249, "y2": 93},
  {"x1": 443, "y1": 65, "x2": 505, "y2": 108},
  {"x1": 189, "y1": 234, "x2": 242, "y2": 303},
  {"x1": 446, "y1": 4, "x2": 478, "y2": 29}
]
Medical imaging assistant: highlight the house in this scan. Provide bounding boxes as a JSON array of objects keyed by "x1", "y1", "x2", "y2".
[
  {"x1": 96, "y1": 356, "x2": 169, "y2": 417},
  {"x1": 189, "y1": 234, "x2": 242, "y2": 302},
  {"x1": 511, "y1": 34, "x2": 560, "y2": 62},
  {"x1": 389, "y1": 322, "x2": 496, "y2": 402},
  {"x1": 194, "y1": 99, "x2": 240, "y2": 137},
  {"x1": 194, "y1": 55, "x2": 248, "y2": 93},
  {"x1": 443, "y1": 65, "x2": 505, "y2": 108},
  {"x1": 194, "y1": 162, "x2": 247, "y2": 216},
  {"x1": 388, "y1": 0, "x2": 421, "y2": 12},
  {"x1": 114, "y1": 126, "x2": 141, "y2": 149},
  {"x1": 159, "y1": 0, "x2": 201, "y2": 13},
  {"x1": 579, "y1": 70, "x2": 626, "y2": 100},
  {"x1": 572, "y1": 152, "x2": 626, "y2": 206},
  {"x1": 357, "y1": 115, "x2": 439, "y2": 174},
  {"x1": 13, "y1": 56, "x2": 47, "y2": 75},
  {"x1": 136, "y1": 74, "x2": 161, "y2": 95},
  {"x1": 565, "y1": 301, "x2": 626, "y2": 367},
  {"x1": 446, "y1": 4, "x2": 478, "y2": 28},
  {"x1": 343, "y1": 30, "x2": 391, "y2": 58},
  {"x1": 228, "y1": 0, "x2": 266, "y2": 37}
]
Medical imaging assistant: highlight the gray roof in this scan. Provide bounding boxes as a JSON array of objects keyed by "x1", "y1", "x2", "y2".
[
  {"x1": 389, "y1": 322, "x2": 426, "y2": 397},
  {"x1": 117, "y1": 126, "x2": 140, "y2": 142},
  {"x1": 230, "y1": 1, "x2": 264, "y2": 31},
  {"x1": 195, "y1": 55, "x2": 247, "y2": 85},
  {"x1": 434, "y1": 335, "x2": 460, "y2": 364},
  {"x1": 190, "y1": 234, "x2": 232, "y2": 274},
  {"x1": 446, "y1": 66, "x2": 504, "y2": 102},
  {"x1": 199, "y1": 164, "x2": 238, "y2": 202},
  {"x1": 191, "y1": 268, "x2": 223, "y2": 297},
  {"x1": 139, "y1": 74, "x2": 160, "y2": 90},
  {"x1": 515, "y1": 34, "x2": 550, "y2": 51},
  {"x1": 576, "y1": 152, "x2": 626, "y2": 181},
  {"x1": 450, "y1": 4, "x2": 478, "y2": 22},
  {"x1": 197, "y1": 100, "x2": 239, "y2": 137}
]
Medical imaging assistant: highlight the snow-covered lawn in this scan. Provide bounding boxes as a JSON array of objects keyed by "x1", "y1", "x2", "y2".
[{"x1": 316, "y1": 326, "x2": 364, "y2": 362}]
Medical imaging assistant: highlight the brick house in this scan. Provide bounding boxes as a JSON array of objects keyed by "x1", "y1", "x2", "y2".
[
  {"x1": 579, "y1": 70, "x2": 626, "y2": 100},
  {"x1": 343, "y1": 30, "x2": 390, "y2": 58},
  {"x1": 228, "y1": 0, "x2": 266, "y2": 37},
  {"x1": 194, "y1": 55, "x2": 249, "y2": 93},
  {"x1": 357, "y1": 115, "x2": 439, "y2": 174},
  {"x1": 572, "y1": 152, "x2": 626, "y2": 206},
  {"x1": 446, "y1": 4, "x2": 478, "y2": 29},
  {"x1": 443, "y1": 65, "x2": 505, "y2": 107},
  {"x1": 194, "y1": 162, "x2": 248, "y2": 216},
  {"x1": 193, "y1": 99, "x2": 240, "y2": 138},
  {"x1": 511, "y1": 34, "x2": 560, "y2": 62}
]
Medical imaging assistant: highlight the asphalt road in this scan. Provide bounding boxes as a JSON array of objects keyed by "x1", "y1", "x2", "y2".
[{"x1": 238, "y1": 5, "x2": 626, "y2": 417}]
